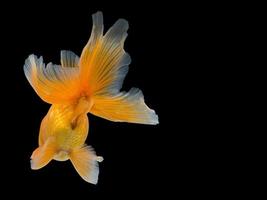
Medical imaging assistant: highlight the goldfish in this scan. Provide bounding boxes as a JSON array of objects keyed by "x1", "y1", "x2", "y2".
[{"x1": 24, "y1": 11, "x2": 159, "y2": 184}]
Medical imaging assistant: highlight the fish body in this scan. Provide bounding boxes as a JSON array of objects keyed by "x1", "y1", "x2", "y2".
[
  {"x1": 24, "y1": 11, "x2": 158, "y2": 184},
  {"x1": 39, "y1": 98, "x2": 90, "y2": 158}
]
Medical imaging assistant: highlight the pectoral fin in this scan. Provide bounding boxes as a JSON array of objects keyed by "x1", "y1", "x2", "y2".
[
  {"x1": 70, "y1": 145, "x2": 103, "y2": 184},
  {"x1": 30, "y1": 138, "x2": 56, "y2": 170}
]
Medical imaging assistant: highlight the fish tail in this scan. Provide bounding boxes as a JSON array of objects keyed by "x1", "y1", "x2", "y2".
[
  {"x1": 24, "y1": 51, "x2": 81, "y2": 104},
  {"x1": 24, "y1": 11, "x2": 159, "y2": 124},
  {"x1": 30, "y1": 137, "x2": 56, "y2": 170},
  {"x1": 91, "y1": 88, "x2": 159, "y2": 124},
  {"x1": 79, "y1": 12, "x2": 159, "y2": 124},
  {"x1": 69, "y1": 145, "x2": 103, "y2": 184}
]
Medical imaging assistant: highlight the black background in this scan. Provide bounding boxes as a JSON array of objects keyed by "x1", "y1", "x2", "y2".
[
  {"x1": 2, "y1": 0, "x2": 239, "y2": 198},
  {"x1": 0, "y1": 1, "x2": 255, "y2": 198},
  {"x1": 0, "y1": 1, "x2": 181, "y2": 198}
]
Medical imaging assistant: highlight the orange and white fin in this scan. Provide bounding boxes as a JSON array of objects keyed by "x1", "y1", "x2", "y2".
[
  {"x1": 30, "y1": 137, "x2": 56, "y2": 170},
  {"x1": 24, "y1": 54, "x2": 80, "y2": 104},
  {"x1": 91, "y1": 88, "x2": 159, "y2": 125},
  {"x1": 70, "y1": 145, "x2": 103, "y2": 184},
  {"x1": 79, "y1": 11, "x2": 131, "y2": 96},
  {"x1": 79, "y1": 12, "x2": 158, "y2": 124}
]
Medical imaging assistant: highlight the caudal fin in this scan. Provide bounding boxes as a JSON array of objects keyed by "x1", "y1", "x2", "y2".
[
  {"x1": 79, "y1": 12, "x2": 159, "y2": 124},
  {"x1": 24, "y1": 12, "x2": 158, "y2": 124},
  {"x1": 24, "y1": 53, "x2": 81, "y2": 104},
  {"x1": 69, "y1": 145, "x2": 103, "y2": 184},
  {"x1": 79, "y1": 11, "x2": 130, "y2": 96},
  {"x1": 91, "y1": 88, "x2": 159, "y2": 124}
]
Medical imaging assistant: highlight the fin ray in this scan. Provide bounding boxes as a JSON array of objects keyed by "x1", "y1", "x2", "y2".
[
  {"x1": 79, "y1": 11, "x2": 130, "y2": 96},
  {"x1": 60, "y1": 50, "x2": 79, "y2": 68},
  {"x1": 91, "y1": 88, "x2": 159, "y2": 124}
]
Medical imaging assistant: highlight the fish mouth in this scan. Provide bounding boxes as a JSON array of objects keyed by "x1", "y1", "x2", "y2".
[{"x1": 53, "y1": 150, "x2": 69, "y2": 161}]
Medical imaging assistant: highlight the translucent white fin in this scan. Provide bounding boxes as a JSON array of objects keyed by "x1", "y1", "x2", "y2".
[
  {"x1": 60, "y1": 50, "x2": 79, "y2": 68},
  {"x1": 70, "y1": 145, "x2": 103, "y2": 184},
  {"x1": 91, "y1": 88, "x2": 159, "y2": 125},
  {"x1": 79, "y1": 11, "x2": 131, "y2": 96},
  {"x1": 24, "y1": 54, "x2": 81, "y2": 104}
]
